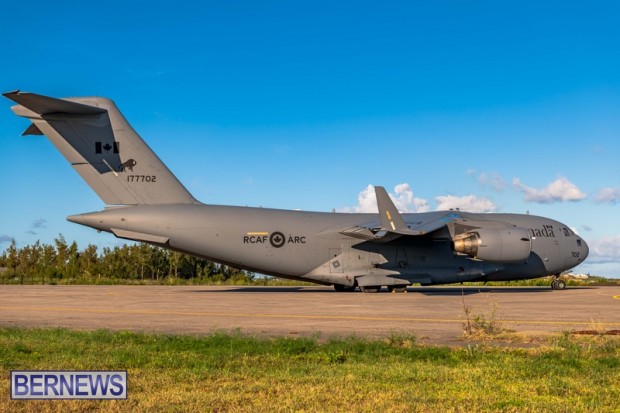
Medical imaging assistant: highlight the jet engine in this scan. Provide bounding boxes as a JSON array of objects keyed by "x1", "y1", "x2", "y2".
[{"x1": 452, "y1": 227, "x2": 532, "y2": 263}]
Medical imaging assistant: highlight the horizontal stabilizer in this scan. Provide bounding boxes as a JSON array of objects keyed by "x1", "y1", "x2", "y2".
[{"x1": 3, "y1": 90, "x2": 106, "y2": 115}]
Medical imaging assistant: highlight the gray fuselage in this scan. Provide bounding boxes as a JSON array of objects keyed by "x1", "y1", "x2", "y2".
[{"x1": 68, "y1": 204, "x2": 589, "y2": 287}]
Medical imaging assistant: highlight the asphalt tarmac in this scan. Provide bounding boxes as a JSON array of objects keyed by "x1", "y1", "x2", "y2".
[{"x1": 1, "y1": 285, "x2": 619, "y2": 345}]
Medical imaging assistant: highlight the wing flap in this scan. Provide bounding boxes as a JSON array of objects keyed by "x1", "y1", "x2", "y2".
[
  {"x1": 338, "y1": 225, "x2": 377, "y2": 240},
  {"x1": 409, "y1": 219, "x2": 452, "y2": 236}
]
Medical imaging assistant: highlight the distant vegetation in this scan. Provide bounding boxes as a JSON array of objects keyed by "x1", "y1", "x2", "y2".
[
  {"x1": 0, "y1": 235, "x2": 288, "y2": 286},
  {"x1": 0, "y1": 236, "x2": 617, "y2": 286}
]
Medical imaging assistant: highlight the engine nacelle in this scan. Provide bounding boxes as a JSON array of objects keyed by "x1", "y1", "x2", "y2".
[{"x1": 452, "y1": 227, "x2": 532, "y2": 263}]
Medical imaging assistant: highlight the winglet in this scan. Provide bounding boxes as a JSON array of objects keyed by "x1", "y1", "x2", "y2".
[{"x1": 375, "y1": 186, "x2": 407, "y2": 232}]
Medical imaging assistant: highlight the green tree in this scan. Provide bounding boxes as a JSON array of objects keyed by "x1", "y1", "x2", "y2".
[
  {"x1": 168, "y1": 251, "x2": 182, "y2": 278},
  {"x1": 54, "y1": 234, "x2": 69, "y2": 279},
  {"x1": 6, "y1": 239, "x2": 18, "y2": 283},
  {"x1": 66, "y1": 241, "x2": 80, "y2": 279},
  {"x1": 41, "y1": 243, "x2": 57, "y2": 283},
  {"x1": 79, "y1": 244, "x2": 99, "y2": 280},
  {"x1": 1, "y1": 237, "x2": 254, "y2": 285}
]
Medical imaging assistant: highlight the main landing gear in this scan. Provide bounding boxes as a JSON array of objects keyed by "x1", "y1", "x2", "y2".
[
  {"x1": 360, "y1": 285, "x2": 381, "y2": 293},
  {"x1": 333, "y1": 284, "x2": 356, "y2": 292},
  {"x1": 551, "y1": 275, "x2": 566, "y2": 290},
  {"x1": 360, "y1": 285, "x2": 408, "y2": 293},
  {"x1": 332, "y1": 284, "x2": 409, "y2": 293},
  {"x1": 387, "y1": 286, "x2": 407, "y2": 293}
]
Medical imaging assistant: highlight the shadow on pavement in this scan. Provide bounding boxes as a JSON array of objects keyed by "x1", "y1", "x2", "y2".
[{"x1": 185, "y1": 286, "x2": 594, "y2": 294}]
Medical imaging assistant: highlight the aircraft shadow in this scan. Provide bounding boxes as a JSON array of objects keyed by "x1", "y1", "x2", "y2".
[
  {"x1": 413, "y1": 287, "x2": 552, "y2": 296},
  {"x1": 186, "y1": 286, "x2": 593, "y2": 295},
  {"x1": 414, "y1": 286, "x2": 593, "y2": 296},
  {"x1": 186, "y1": 287, "x2": 323, "y2": 293}
]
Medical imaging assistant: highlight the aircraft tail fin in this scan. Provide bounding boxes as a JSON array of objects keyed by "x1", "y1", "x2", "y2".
[{"x1": 4, "y1": 91, "x2": 197, "y2": 206}]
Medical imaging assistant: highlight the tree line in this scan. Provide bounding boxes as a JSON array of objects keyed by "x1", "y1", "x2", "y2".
[{"x1": 0, "y1": 235, "x2": 255, "y2": 285}]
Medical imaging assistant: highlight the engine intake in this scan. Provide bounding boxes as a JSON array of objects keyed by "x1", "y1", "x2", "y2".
[{"x1": 453, "y1": 227, "x2": 532, "y2": 263}]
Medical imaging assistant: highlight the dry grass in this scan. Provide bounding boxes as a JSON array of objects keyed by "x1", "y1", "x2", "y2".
[{"x1": 461, "y1": 292, "x2": 512, "y2": 339}]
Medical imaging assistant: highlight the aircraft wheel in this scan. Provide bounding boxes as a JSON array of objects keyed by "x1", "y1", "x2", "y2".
[
  {"x1": 551, "y1": 279, "x2": 566, "y2": 290},
  {"x1": 333, "y1": 284, "x2": 356, "y2": 292},
  {"x1": 387, "y1": 286, "x2": 407, "y2": 293},
  {"x1": 361, "y1": 286, "x2": 381, "y2": 293}
]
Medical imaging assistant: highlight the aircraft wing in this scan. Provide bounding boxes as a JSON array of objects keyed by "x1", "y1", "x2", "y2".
[{"x1": 327, "y1": 186, "x2": 454, "y2": 242}]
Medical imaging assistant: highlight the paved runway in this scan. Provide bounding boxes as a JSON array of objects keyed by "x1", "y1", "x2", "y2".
[{"x1": 1, "y1": 285, "x2": 619, "y2": 345}]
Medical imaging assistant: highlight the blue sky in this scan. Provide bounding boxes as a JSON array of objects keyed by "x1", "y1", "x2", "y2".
[{"x1": 1, "y1": 1, "x2": 619, "y2": 277}]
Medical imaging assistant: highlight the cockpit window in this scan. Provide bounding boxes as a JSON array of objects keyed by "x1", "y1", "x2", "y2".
[
  {"x1": 577, "y1": 239, "x2": 582, "y2": 247},
  {"x1": 562, "y1": 228, "x2": 575, "y2": 237}
]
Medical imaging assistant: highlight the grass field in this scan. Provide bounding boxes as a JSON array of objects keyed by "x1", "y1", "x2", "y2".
[{"x1": 1, "y1": 328, "x2": 619, "y2": 412}]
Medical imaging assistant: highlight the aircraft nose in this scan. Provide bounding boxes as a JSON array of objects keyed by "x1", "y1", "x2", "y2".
[{"x1": 580, "y1": 237, "x2": 589, "y2": 261}]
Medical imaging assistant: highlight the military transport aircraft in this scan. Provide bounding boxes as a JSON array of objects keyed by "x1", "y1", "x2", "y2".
[{"x1": 4, "y1": 91, "x2": 589, "y2": 292}]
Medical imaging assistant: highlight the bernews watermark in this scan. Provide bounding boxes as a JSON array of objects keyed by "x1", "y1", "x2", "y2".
[{"x1": 10, "y1": 371, "x2": 127, "y2": 400}]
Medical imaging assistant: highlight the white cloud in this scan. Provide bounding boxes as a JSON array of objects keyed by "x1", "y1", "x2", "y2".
[
  {"x1": 435, "y1": 195, "x2": 497, "y2": 213},
  {"x1": 478, "y1": 172, "x2": 506, "y2": 191},
  {"x1": 339, "y1": 183, "x2": 429, "y2": 213},
  {"x1": 593, "y1": 187, "x2": 620, "y2": 204},
  {"x1": 512, "y1": 177, "x2": 586, "y2": 203},
  {"x1": 349, "y1": 184, "x2": 377, "y2": 213},
  {"x1": 392, "y1": 183, "x2": 430, "y2": 213},
  {"x1": 585, "y1": 235, "x2": 620, "y2": 264},
  {"x1": 341, "y1": 184, "x2": 496, "y2": 213}
]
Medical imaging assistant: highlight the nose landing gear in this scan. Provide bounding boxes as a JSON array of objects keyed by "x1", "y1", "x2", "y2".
[{"x1": 551, "y1": 275, "x2": 566, "y2": 290}]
